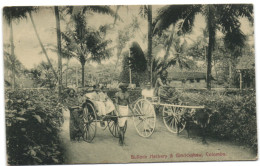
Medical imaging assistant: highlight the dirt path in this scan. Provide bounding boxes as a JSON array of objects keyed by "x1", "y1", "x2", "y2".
[{"x1": 60, "y1": 110, "x2": 257, "y2": 164}]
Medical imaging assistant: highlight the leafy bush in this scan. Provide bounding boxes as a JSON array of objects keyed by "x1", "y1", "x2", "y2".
[
  {"x1": 181, "y1": 89, "x2": 257, "y2": 152},
  {"x1": 5, "y1": 89, "x2": 64, "y2": 165}
]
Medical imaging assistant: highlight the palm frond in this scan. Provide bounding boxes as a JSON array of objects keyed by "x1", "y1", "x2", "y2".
[
  {"x1": 153, "y1": 5, "x2": 201, "y2": 34},
  {"x1": 139, "y1": 5, "x2": 148, "y2": 18},
  {"x1": 216, "y1": 4, "x2": 253, "y2": 26},
  {"x1": 224, "y1": 28, "x2": 246, "y2": 56},
  {"x1": 3, "y1": 7, "x2": 36, "y2": 23},
  {"x1": 216, "y1": 4, "x2": 251, "y2": 53}
]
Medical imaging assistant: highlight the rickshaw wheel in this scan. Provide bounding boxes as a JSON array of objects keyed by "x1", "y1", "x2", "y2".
[{"x1": 82, "y1": 102, "x2": 97, "y2": 143}]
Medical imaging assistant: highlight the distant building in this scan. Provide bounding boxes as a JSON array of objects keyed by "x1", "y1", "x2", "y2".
[{"x1": 168, "y1": 71, "x2": 207, "y2": 88}]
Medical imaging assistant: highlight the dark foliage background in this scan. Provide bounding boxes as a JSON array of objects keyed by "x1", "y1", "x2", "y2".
[
  {"x1": 181, "y1": 89, "x2": 257, "y2": 152},
  {"x1": 5, "y1": 89, "x2": 65, "y2": 165}
]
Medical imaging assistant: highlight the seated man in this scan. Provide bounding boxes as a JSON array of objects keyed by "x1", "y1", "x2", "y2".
[
  {"x1": 85, "y1": 85, "x2": 114, "y2": 117},
  {"x1": 154, "y1": 70, "x2": 168, "y2": 96},
  {"x1": 154, "y1": 70, "x2": 181, "y2": 104},
  {"x1": 99, "y1": 86, "x2": 115, "y2": 115},
  {"x1": 85, "y1": 85, "x2": 99, "y2": 100}
]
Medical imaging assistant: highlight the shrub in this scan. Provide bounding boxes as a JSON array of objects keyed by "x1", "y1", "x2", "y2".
[
  {"x1": 5, "y1": 89, "x2": 64, "y2": 165},
  {"x1": 180, "y1": 89, "x2": 257, "y2": 152}
]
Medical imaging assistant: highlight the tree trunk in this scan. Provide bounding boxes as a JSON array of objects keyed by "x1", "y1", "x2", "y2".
[
  {"x1": 76, "y1": 66, "x2": 78, "y2": 87},
  {"x1": 213, "y1": 58, "x2": 218, "y2": 81},
  {"x1": 128, "y1": 50, "x2": 132, "y2": 84},
  {"x1": 29, "y1": 12, "x2": 58, "y2": 80},
  {"x1": 164, "y1": 25, "x2": 175, "y2": 62},
  {"x1": 229, "y1": 55, "x2": 237, "y2": 87},
  {"x1": 9, "y1": 19, "x2": 15, "y2": 89},
  {"x1": 55, "y1": 6, "x2": 62, "y2": 100},
  {"x1": 206, "y1": 6, "x2": 215, "y2": 90},
  {"x1": 229, "y1": 58, "x2": 233, "y2": 88},
  {"x1": 147, "y1": 5, "x2": 153, "y2": 85},
  {"x1": 113, "y1": 6, "x2": 120, "y2": 26},
  {"x1": 65, "y1": 59, "x2": 70, "y2": 87},
  {"x1": 81, "y1": 63, "x2": 85, "y2": 87}
]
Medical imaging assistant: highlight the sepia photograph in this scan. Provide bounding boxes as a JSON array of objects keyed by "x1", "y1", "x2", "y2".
[{"x1": 1, "y1": 2, "x2": 258, "y2": 165}]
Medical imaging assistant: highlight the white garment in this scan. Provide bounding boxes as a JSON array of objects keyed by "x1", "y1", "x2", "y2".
[
  {"x1": 94, "y1": 101, "x2": 106, "y2": 116},
  {"x1": 85, "y1": 92, "x2": 98, "y2": 100},
  {"x1": 117, "y1": 105, "x2": 129, "y2": 127},
  {"x1": 85, "y1": 92, "x2": 115, "y2": 116},
  {"x1": 104, "y1": 99, "x2": 115, "y2": 114}
]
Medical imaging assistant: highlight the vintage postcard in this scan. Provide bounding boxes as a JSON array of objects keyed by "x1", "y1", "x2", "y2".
[{"x1": 2, "y1": 4, "x2": 257, "y2": 165}]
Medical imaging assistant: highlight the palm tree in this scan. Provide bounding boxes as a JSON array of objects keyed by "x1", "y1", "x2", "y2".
[
  {"x1": 61, "y1": 6, "x2": 119, "y2": 87},
  {"x1": 3, "y1": 7, "x2": 35, "y2": 89},
  {"x1": 28, "y1": 9, "x2": 58, "y2": 80},
  {"x1": 4, "y1": 7, "x2": 59, "y2": 88},
  {"x1": 54, "y1": 6, "x2": 62, "y2": 98},
  {"x1": 154, "y1": 4, "x2": 253, "y2": 90},
  {"x1": 147, "y1": 5, "x2": 153, "y2": 85},
  {"x1": 62, "y1": 13, "x2": 112, "y2": 87}
]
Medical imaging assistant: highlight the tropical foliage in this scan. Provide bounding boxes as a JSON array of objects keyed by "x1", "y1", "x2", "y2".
[
  {"x1": 180, "y1": 89, "x2": 257, "y2": 152},
  {"x1": 25, "y1": 61, "x2": 57, "y2": 88},
  {"x1": 5, "y1": 89, "x2": 64, "y2": 164},
  {"x1": 61, "y1": 6, "x2": 116, "y2": 87},
  {"x1": 153, "y1": 4, "x2": 253, "y2": 89}
]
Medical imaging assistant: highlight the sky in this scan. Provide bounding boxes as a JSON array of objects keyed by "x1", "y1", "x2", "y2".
[{"x1": 2, "y1": 5, "x2": 254, "y2": 69}]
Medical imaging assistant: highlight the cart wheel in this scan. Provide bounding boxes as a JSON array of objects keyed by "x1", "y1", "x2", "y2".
[
  {"x1": 82, "y1": 103, "x2": 97, "y2": 143},
  {"x1": 108, "y1": 119, "x2": 127, "y2": 138},
  {"x1": 163, "y1": 106, "x2": 186, "y2": 134},
  {"x1": 133, "y1": 98, "x2": 156, "y2": 138}
]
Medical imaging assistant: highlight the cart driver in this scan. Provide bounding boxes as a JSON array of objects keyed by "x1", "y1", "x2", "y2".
[
  {"x1": 154, "y1": 70, "x2": 168, "y2": 96},
  {"x1": 155, "y1": 70, "x2": 181, "y2": 103},
  {"x1": 115, "y1": 83, "x2": 130, "y2": 146}
]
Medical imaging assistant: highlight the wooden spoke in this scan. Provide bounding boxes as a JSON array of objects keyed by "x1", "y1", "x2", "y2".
[{"x1": 133, "y1": 99, "x2": 156, "y2": 138}]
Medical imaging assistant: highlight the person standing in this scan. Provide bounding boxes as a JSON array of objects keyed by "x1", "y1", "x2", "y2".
[
  {"x1": 64, "y1": 88, "x2": 84, "y2": 141},
  {"x1": 114, "y1": 83, "x2": 130, "y2": 146}
]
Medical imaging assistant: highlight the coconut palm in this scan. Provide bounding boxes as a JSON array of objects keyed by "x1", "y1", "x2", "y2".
[
  {"x1": 60, "y1": 6, "x2": 119, "y2": 87},
  {"x1": 3, "y1": 7, "x2": 59, "y2": 89},
  {"x1": 154, "y1": 4, "x2": 253, "y2": 90},
  {"x1": 54, "y1": 6, "x2": 63, "y2": 98},
  {"x1": 28, "y1": 9, "x2": 58, "y2": 80},
  {"x1": 136, "y1": 5, "x2": 153, "y2": 84},
  {"x1": 3, "y1": 7, "x2": 35, "y2": 89},
  {"x1": 62, "y1": 14, "x2": 112, "y2": 87}
]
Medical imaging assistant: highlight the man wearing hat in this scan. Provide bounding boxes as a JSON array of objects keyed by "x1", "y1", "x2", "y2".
[{"x1": 115, "y1": 82, "x2": 130, "y2": 146}]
